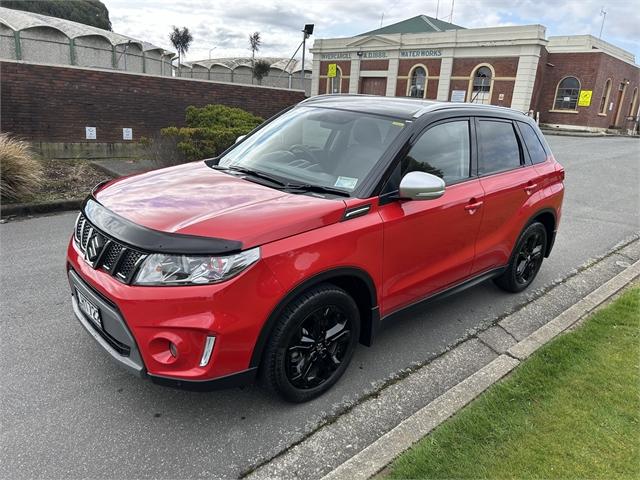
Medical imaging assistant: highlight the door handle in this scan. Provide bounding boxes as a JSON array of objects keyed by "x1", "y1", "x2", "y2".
[
  {"x1": 464, "y1": 201, "x2": 484, "y2": 211},
  {"x1": 524, "y1": 183, "x2": 538, "y2": 194}
]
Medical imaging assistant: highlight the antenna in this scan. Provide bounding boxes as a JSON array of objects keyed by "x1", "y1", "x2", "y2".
[
  {"x1": 436, "y1": 0, "x2": 440, "y2": 19},
  {"x1": 599, "y1": 8, "x2": 607, "y2": 39},
  {"x1": 380, "y1": 12, "x2": 384, "y2": 27},
  {"x1": 449, "y1": 0, "x2": 455, "y2": 23}
]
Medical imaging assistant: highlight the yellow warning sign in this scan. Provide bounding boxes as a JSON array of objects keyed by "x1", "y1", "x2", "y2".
[
  {"x1": 578, "y1": 90, "x2": 592, "y2": 107},
  {"x1": 327, "y1": 63, "x2": 337, "y2": 78}
]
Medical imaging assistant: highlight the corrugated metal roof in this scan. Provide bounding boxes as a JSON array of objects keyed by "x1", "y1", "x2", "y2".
[
  {"x1": 359, "y1": 14, "x2": 464, "y2": 36},
  {"x1": 183, "y1": 57, "x2": 311, "y2": 73},
  {"x1": 0, "y1": 6, "x2": 174, "y2": 55}
]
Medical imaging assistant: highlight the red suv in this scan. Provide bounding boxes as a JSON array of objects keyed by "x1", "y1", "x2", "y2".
[{"x1": 67, "y1": 96, "x2": 564, "y2": 402}]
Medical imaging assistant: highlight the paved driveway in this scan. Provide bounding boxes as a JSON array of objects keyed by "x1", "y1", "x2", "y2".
[{"x1": 1, "y1": 136, "x2": 638, "y2": 479}]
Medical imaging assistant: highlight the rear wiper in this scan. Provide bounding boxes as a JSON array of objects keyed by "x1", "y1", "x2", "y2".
[
  {"x1": 285, "y1": 183, "x2": 351, "y2": 197},
  {"x1": 213, "y1": 165, "x2": 287, "y2": 187}
]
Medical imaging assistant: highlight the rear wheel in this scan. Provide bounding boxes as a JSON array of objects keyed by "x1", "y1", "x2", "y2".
[
  {"x1": 494, "y1": 222, "x2": 547, "y2": 293},
  {"x1": 260, "y1": 284, "x2": 360, "y2": 402}
]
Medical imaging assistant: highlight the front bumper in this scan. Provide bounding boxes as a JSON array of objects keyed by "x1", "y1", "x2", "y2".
[{"x1": 67, "y1": 237, "x2": 285, "y2": 388}]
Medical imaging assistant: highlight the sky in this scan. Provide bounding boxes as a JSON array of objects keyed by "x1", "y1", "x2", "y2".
[{"x1": 102, "y1": 0, "x2": 640, "y2": 63}]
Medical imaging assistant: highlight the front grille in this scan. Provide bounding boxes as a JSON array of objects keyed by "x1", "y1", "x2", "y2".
[{"x1": 74, "y1": 213, "x2": 147, "y2": 284}]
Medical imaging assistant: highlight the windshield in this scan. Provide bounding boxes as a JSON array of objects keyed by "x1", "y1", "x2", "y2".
[{"x1": 217, "y1": 106, "x2": 407, "y2": 193}]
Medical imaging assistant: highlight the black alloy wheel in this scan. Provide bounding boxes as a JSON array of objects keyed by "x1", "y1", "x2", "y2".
[
  {"x1": 286, "y1": 305, "x2": 352, "y2": 389},
  {"x1": 494, "y1": 222, "x2": 547, "y2": 293},
  {"x1": 261, "y1": 284, "x2": 360, "y2": 402}
]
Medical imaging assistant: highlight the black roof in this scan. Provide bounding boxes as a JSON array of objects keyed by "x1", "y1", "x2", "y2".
[{"x1": 300, "y1": 95, "x2": 527, "y2": 121}]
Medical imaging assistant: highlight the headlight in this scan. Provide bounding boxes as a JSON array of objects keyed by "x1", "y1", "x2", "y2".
[{"x1": 133, "y1": 247, "x2": 260, "y2": 286}]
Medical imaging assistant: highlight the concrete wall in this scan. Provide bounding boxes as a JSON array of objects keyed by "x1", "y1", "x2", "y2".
[
  {"x1": 20, "y1": 27, "x2": 69, "y2": 64},
  {"x1": 75, "y1": 35, "x2": 112, "y2": 69},
  {"x1": 0, "y1": 60, "x2": 306, "y2": 143},
  {"x1": 0, "y1": 24, "x2": 16, "y2": 59}
]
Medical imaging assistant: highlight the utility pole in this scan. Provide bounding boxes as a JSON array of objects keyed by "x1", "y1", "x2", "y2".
[
  {"x1": 449, "y1": 0, "x2": 455, "y2": 23},
  {"x1": 380, "y1": 12, "x2": 384, "y2": 27},
  {"x1": 301, "y1": 24, "x2": 314, "y2": 89},
  {"x1": 599, "y1": 8, "x2": 607, "y2": 39},
  {"x1": 436, "y1": 0, "x2": 440, "y2": 19}
]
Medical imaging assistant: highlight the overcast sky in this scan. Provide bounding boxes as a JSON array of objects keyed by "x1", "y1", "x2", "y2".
[{"x1": 102, "y1": 0, "x2": 639, "y2": 62}]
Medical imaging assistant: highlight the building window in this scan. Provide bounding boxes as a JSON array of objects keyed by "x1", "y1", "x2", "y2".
[
  {"x1": 554, "y1": 76, "x2": 580, "y2": 110},
  {"x1": 407, "y1": 65, "x2": 427, "y2": 98},
  {"x1": 628, "y1": 87, "x2": 638, "y2": 118},
  {"x1": 599, "y1": 78, "x2": 612, "y2": 114},
  {"x1": 327, "y1": 66, "x2": 342, "y2": 94},
  {"x1": 469, "y1": 65, "x2": 493, "y2": 104}
]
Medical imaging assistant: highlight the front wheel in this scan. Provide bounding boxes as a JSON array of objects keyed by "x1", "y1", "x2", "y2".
[
  {"x1": 494, "y1": 222, "x2": 547, "y2": 293},
  {"x1": 260, "y1": 284, "x2": 360, "y2": 403}
]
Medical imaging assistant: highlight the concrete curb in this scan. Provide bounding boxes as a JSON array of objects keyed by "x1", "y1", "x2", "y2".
[
  {"x1": 319, "y1": 259, "x2": 640, "y2": 480},
  {"x1": 0, "y1": 198, "x2": 82, "y2": 219}
]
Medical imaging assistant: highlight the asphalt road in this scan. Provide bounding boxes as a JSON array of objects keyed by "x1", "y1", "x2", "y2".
[{"x1": 1, "y1": 136, "x2": 639, "y2": 479}]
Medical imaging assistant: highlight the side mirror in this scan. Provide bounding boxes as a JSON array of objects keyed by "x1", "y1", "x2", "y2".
[
  {"x1": 235, "y1": 135, "x2": 246, "y2": 144},
  {"x1": 399, "y1": 171, "x2": 445, "y2": 200}
]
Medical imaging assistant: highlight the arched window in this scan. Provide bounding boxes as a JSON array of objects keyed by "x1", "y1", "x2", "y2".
[
  {"x1": 599, "y1": 79, "x2": 612, "y2": 114},
  {"x1": 554, "y1": 76, "x2": 580, "y2": 110},
  {"x1": 407, "y1": 65, "x2": 427, "y2": 98},
  {"x1": 628, "y1": 87, "x2": 638, "y2": 118},
  {"x1": 327, "y1": 66, "x2": 342, "y2": 94},
  {"x1": 469, "y1": 65, "x2": 493, "y2": 104}
]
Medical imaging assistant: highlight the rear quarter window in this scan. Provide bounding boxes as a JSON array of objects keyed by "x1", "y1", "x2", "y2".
[
  {"x1": 518, "y1": 122, "x2": 548, "y2": 164},
  {"x1": 477, "y1": 119, "x2": 522, "y2": 175}
]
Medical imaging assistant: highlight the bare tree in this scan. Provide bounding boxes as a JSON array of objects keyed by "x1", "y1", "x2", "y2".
[
  {"x1": 169, "y1": 26, "x2": 193, "y2": 76},
  {"x1": 248, "y1": 31, "x2": 261, "y2": 84}
]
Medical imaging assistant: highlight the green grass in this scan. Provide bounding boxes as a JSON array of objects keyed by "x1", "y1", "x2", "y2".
[{"x1": 386, "y1": 287, "x2": 640, "y2": 480}]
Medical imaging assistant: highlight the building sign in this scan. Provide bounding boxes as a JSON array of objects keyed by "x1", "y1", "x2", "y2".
[
  {"x1": 123, "y1": 128, "x2": 133, "y2": 140},
  {"x1": 451, "y1": 90, "x2": 466, "y2": 102},
  {"x1": 361, "y1": 51, "x2": 387, "y2": 59},
  {"x1": 320, "y1": 52, "x2": 351, "y2": 60},
  {"x1": 327, "y1": 63, "x2": 337, "y2": 78},
  {"x1": 85, "y1": 126, "x2": 96, "y2": 140},
  {"x1": 578, "y1": 90, "x2": 592, "y2": 107},
  {"x1": 400, "y1": 49, "x2": 442, "y2": 58}
]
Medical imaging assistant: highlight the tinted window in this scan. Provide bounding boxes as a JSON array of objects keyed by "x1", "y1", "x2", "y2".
[
  {"x1": 519, "y1": 122, "x2": 548, "y2": 164},
  {"x1": 477, "y1": 120, "x2": 521, "y2": 175},
  {"x1": 402, "y1": 121, "x2": 470, "y2": 184}
]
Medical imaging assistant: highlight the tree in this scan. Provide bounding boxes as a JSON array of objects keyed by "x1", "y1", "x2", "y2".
[
  {"x1": 248, "y1": 32, "x2": 261, "y2": 84},
  {"x1": 169, "y1": 26, "x2": 193, "y2": 77},
  {"x1": 3, "y1": 0, "x2": 112, "y2": 30},
  {"x1": 252, "y1": 60, "x2": 271, "y2": 85}
]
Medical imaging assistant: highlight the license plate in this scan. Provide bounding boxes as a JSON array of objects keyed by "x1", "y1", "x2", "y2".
[{"x1": 76, "y1": 290, "x2": 102, "y2": 328}]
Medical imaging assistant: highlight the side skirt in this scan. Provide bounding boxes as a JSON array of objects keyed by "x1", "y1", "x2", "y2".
[{"x1": 380, "y1": 266, "x2": 507, "y2": 324}]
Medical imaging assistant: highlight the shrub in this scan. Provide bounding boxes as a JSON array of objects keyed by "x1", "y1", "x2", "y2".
[
  {"x1": 0, "y1": 134, "x2": 43, "y2": 202},
  {"x1": 162, "y1": 104, "x2": 263, "y2": 161},
  {"x1": 141, "y1": 133, "x2": 185, "y2": 168}
]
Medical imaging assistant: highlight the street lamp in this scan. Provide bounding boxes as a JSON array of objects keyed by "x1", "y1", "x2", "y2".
[{"x1": 301, "y1": 24, "x2": 314, "y2": 86}]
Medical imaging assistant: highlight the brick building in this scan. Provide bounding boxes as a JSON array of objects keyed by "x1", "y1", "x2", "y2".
[{"x1": 310, "y1": 15, "x2": 640, "y2": 131}]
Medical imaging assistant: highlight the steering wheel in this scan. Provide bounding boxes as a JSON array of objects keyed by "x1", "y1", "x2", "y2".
[{"x1": 289, "y1": 144, "x2": 318, "y2": 163}]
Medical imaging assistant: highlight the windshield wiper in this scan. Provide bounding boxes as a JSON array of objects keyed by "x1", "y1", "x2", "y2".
[
  {"x1": 285, "y1": 183, "x2": 351, "y2": 197},
  {"x1": 213, "y1": 165, "x2": 287, "y2": 187}
]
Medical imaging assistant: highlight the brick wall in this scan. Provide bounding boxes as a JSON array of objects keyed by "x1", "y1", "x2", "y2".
[
  {"x1": 537, "y1": 52, "x2": 640, "y2": 129},
  {"x1": 360, "y1": 59, "x2": 389, "y2": 71},
  {"x1": 451, "y1": 57, "x2": 519, "y2": 77},
  {"x1": 0, "y1": 61, "x2": 306, "y2": 143}
]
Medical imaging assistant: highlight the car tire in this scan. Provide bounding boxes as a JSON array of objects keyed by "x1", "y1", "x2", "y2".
[
  {"x1": 494, "y1": 222, "x2": 548, "y2": 293},
  {"x1": 260, "y1": 283, "x2": 360, "y2": 403}
]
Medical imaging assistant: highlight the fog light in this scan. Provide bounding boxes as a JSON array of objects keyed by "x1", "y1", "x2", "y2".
[
  {"x1": 199, "y1": 336, "x2": 216, "y2": 367},
  {"x1": 169, "y1": 342, "x2": 177, "y2": 358}
]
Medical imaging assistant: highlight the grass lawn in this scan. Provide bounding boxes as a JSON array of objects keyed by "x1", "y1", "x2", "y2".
[{"x1": 386, "y1": 286, "x2": 639, "y2": 479}]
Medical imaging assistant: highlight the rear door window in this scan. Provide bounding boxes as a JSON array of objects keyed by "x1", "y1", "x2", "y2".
[
  {"x1": 477, "y1": 119, "x2": 522, "y2": 175},
  {"x1": 518, "y1": 122, "x2": 548, "y2": 164}
]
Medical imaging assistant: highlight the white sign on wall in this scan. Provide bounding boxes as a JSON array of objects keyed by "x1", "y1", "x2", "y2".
[
  {"x1": 85, "y1": 126, "x2": 96, "y2": 140},
  {"x1": 451, "y1": 90, "x2": 466, "y2": 102},
  {"x1": 123, "y1": 128, "x2": 133, "y2": 141}
]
